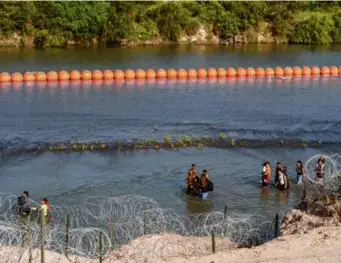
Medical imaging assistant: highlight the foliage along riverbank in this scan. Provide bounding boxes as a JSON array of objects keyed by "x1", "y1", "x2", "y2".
[{"x1": 0, "y1": 1, "x2": 341, "y2": 48}]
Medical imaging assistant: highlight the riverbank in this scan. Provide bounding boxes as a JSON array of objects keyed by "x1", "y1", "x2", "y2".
[
  {"x1": 2, "y1": 193, "x2": 341, "y2": 263},
  {"x1": 0, "y1": 2, "x2": 340, "y2": 48},
  {"x1": 3, "y1": 226, "x2": 341, "y2": 263}
]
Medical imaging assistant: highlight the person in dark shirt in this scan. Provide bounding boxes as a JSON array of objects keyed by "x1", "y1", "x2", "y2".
[
  {"x1": 17, "y1": 191, "x2": 31, "y2": 217},
  {"x1": 199, "y1": 170, "x2": 214, "y2": 199}
]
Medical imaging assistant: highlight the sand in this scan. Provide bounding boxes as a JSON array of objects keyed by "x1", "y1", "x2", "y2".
[{"x1": 2, "y1": 225, "x2": 341, "y2": 263}]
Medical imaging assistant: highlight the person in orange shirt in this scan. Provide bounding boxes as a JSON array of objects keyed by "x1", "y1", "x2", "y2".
[{"x1": 261, "y1": 161, "x2": 271, "y2": 187}]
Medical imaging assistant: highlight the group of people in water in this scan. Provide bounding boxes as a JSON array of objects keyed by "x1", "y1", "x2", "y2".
[
  {"x1": 185, "y1": 164, "x2": 214, "y2": 199},
  {"x1": 261, "y1": 157, "x2": 325, "y2": 190},
  {"x1": 17, "y1": 191, "x2": 52, "y2": 225}
]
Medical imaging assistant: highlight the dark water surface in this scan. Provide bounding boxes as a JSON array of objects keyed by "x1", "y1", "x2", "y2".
[
  {"x1": 0, "y1": 45, "x2": 341, "y2": 218},
  {"x1": 0, "y1": 44, "x2": 341, "y2": 73}
]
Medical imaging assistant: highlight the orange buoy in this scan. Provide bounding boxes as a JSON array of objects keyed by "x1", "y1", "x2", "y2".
[
  {"x1": 217, "y1": 68, "x2": 226, "y2": 78},
  {"x1": 236, "y1": 67, "x2": 246, "y2": 77},
  {"x1": 197, "y1": 68, "x2": 208, "y2": 78},
  {"x1": 114, "y1": 70, "x2": 125, "y2": 79},
  {"x1": 283, "y1": 67, "x2": 293, "y2": 77},
  {"x1": 135, "y1": 69, "x2": 146, "y2": 79},
  {"x1": 265, "y1": 67, "x2": 274, "y2": 77},
  {"x1": 11, "y1": 72, "x2": 24, "y2": 82},
  {"x1": 274, "y1": 67, "x2": 284, "y2": 77},
  {"x1": 0, "y1": 72, "x2": 11, "y2": 82},
  {"x1": 70, "y1": 70, "x2": 81, "y2": 80},
  {"x1": 81, "y1": 70, "x2": 92, "y2": 80},
  {"x1": 23, "y1": 72, "x2": 36, "y2": 82},
  {"x1": 293, "y1": 66, "x2": 302, "y2": 76},
  {"x1": 255, "y1": 67, "x2": 265, "y2": 78},
  {"x1": 246, "y1": 67, "x2": 256, "y2": 77},
  {"x1": 92, "y1": 70, "x2": 103, "y2": 80},
  {"x1": 302, "y1": 66, "x2": 311, "y2": 76},
  {"x1": 46, "y1": 71, "x2": 58, "y2": 81},
  {"x1": 320, "y1": 66, "x2": 330, "y2": 76},
  {"x1": 330, "y1": 66, "x2": 338, "y2": 76},
  {"x1": 207, "y1": 68, "x2": 217, "y2": 78},
  {"x1": 146, "y1": 69, "x2": 156, "y2": 78},
  {"x1": 58, "y1": 70, "x2": 70, "y2": 81},
  {"x1": 338, "y1": 66, "x2": 341, "y2": 75},
  {"x1": 311, "y1": 66, "x2": 320, "y2": 76},
  {"x1": 187, "y1": 69, "x2": 197, "y2": 78},
  {"x1": 125, "y1": 69, "x2": 135, "y2": 79},
  {"x1": 103, "y1": 70, "x2": 114, "y2": 80},
  {"x1": 227, "y1": 67, "x2": 237, "y2": 77},
  {"x1": 35, "y1": 72, "x2": 46, "y2": 82},
  {"x1": 177, "y1": 68, "x2": 187, "y2": 79},
  {"x1": 167, "y1": 69, "x2": 177, "y2": 78},
  {"x1": 156, "y1": 69, "x2": 167, "y2": 78}
]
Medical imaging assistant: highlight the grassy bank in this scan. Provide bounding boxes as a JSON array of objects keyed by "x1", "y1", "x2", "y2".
[{"x1": 0, "y1": 1, "x2": 341, "y2": 48}]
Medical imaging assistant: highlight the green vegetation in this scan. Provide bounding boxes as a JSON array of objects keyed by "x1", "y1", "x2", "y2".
[{"x1": 0, "y1": 1, "x2": 340, "y2": 47}]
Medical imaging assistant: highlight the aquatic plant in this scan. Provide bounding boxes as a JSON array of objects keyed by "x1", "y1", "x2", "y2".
[
  {"x1": 230, "y1": 138, "x2": 236, "y2": 147},
  {"x1": 164, "y1": 134, "x2": 172, "y2": 144},
  {"x1": 219, "y1": 133, "x2": 227, "y2": 140}
]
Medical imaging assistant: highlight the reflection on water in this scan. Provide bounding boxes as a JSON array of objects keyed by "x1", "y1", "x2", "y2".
[{"x1": 0, "y1": 44, "x2": 341, "y2": 73}]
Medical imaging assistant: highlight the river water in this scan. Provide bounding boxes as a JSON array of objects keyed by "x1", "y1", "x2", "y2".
[{"x1": 0, "y1": 45, "x2": 340, "y2": 219}]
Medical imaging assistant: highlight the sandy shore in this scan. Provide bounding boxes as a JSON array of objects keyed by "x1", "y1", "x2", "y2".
[{"x1": 2, "y1": 225, "x2": 341, "y2": 263}]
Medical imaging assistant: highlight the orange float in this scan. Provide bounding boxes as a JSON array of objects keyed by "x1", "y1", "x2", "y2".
[
  {"x1": 146, "y1": 69, "x2": 156, "y2": 78},
  {"x1": 114, "y1": 70, "x2": 125, "y2": 79},
  {"x1": 246, "y1": 67, "x2": 256, "y2": 77},
  {"x1": 283, "y1": 67, "x2": 293, "y2": 77},
  {"x1": 167, "y1": 69, "x2": 177, "y2": 78},
  {"x1": 330, "y1": 66, "x2": 338, "y2": 76},
  {"x1": 187, "y1": 69, "x2": 197, "y2": 78},
  {"x1": 177, "y1": 68, "x2": 187, "y2": 79},
  {"x1": 265, "y1": 67, "x2": 274, "y2": 77},
  {"x1": 125, "y1": 69, "x2": 135, "y2": 79},
  {"x1": 274, "y1": 67, "x2": 284, "y2": 77},
  {"x1": 197, "y1": 68, "x2": 208, "y2": 78},
  {"x1": 81, "y1": 70, "x2": 92, "y2": 80},
  {"x1": 226, "y1": 67, "x2": 237, "y2": 77},
  {"x1": 58, "y1": 70, "x2": 70, "y2": 81},
  {"x1": 255, "y1": 67, "x2": 265, "y2": 78},
  {"x1": 320, "y1": 66, "x2": 330, "y2": 76},
  {"x1": 311, "y1": 66, "x2": 320, "y2": 76},
  {"x1": 0, "y1": 72, "x2": 11, "y2": 82},
  {"x1": 292, "y1": 67, "x2": 302, "y2": 76},
  {"x1": 69, "y1": 70, "x2": 81, "y2": 80},
  {"x1": 338, "y1": 66, "x2": 341, "y2": 75},
  {"x1": 236, "y1": 67, "x2": 246, "y2": 77},
  {"x1": 92, "y1": 70, "x2": 103, "y2": 80},
  {"x1": 217, "y1": 68, "x2": 226, "y2": 78},
  {"x1": 103, "y1": 70, "x2": 114, "y2": 79},
  {"x1": 207, "y1": 68, "x2": 217, "y2": 78},
  {"x1": 156, "y1": 69, "x2": 167, "y2": 78},
  {"x1": 11, "y1": 72, "x2": 24, "y2": 82},
  {"x1": 23, "y1": 72, "x2": 35, "y2": 82},
  {"x1": 135, "y1": 69, "x2": 146, "y2": 79},
  {"x1": 46, "y1": 71, "x2": 58, "y2": 81},
  {"x1": 302, "y1": 66, "x2": 311, "y2": 76}
]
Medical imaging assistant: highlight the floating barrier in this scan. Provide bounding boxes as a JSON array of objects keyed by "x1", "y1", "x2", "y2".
[{"x1": 0, "y1": 65, "x2": 340, "y2": 82}]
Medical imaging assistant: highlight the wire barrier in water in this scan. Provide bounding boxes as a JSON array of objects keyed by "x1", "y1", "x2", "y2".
[
  {"x1": 0, "y1": 194, "x2": 281, "y2": 263},
  {"x1": 0, "y1": 65, "x2": 340, "y2": 83},
  {"x1": 0, "y1": 153, "x2": 340, "y2": 262}
]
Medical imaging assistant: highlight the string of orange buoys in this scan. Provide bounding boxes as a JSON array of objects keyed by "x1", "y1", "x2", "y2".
[{"x1": 0, "y1": 66, "x2": 340, "y2": 82}]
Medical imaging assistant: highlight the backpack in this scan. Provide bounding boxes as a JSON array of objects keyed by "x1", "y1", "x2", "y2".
[{"x1": 207, "y1": 180, "x2": 214, "y2": 192}]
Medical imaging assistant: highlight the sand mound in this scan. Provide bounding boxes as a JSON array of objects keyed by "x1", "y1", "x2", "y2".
[{"x1": 281, "y1": 194, "x2": 341, "y2": 235}]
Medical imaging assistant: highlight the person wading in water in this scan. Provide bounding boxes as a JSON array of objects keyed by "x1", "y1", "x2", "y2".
[
  {"x1": 186, "y1": 164, "x2": 199, "y2": 196},
  {"x1": 199, "y1": 170, "x2": 214, "y2": 200},
  {"x1": 296, "y1": 160, "x2": 306, "y2": 184}
]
